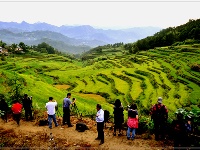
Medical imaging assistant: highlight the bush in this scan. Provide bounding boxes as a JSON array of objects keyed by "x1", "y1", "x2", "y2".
[
  {"x1": 137, "y1": 115, "x2": 154, "y2": 136},
  {"x1": 1, "y1": 55, "x2": 6, "y2": 61},
  {"x1": 190, "y1": 63, "x2": 200, "y2": 72}
]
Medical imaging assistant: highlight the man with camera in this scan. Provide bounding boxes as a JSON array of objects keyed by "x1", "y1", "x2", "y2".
[
  {"x1": 62, "y1": 93, "x2": 76, "y2": 127},
  {"x1": 45, "y1": 97, "x2": 58, "y2": 129}
]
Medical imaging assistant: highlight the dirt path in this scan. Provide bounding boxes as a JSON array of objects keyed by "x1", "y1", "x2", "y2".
[{"x1": 0, "y1": 117, "x2": 173, "y2": 150}]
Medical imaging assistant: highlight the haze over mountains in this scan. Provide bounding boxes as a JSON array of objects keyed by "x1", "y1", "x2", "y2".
[{"x1": 0, "y1": 21, "x2": 162, "y2": 54}]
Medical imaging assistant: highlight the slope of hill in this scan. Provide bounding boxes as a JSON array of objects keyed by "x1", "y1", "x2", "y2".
[
  {"x1": 0, "y1": 40, "x2": 200, "y2": 148},
  {"x1": 0, "y1": 43, "x2": 200, "y2": 117},
  {"x1": 0, "y1": 29, "x2": 92, "y2": 54},
  {"x1": 0, "y1": 117, "x2": 172, "y2": 149},
  {"x1": 133, "y1": 19, "x2": 200, "y2": 51}
]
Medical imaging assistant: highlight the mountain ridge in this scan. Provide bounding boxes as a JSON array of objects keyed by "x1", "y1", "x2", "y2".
[{"x1": 0, "y1": 21, "x2": 162, "y2": 54}]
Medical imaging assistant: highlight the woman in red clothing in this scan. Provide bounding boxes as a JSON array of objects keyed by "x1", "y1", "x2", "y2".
[
  {"x1": 11, "y1": 100, "x2": 23, "y2": 126},
  {"x1": 127, "y1": 104, "x2": 139, "y2": 140}
]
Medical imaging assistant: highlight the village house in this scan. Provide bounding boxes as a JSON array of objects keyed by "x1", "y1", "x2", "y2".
[
  {"x1": 0, "y1": 46, "x2": 2, "y2": 52},
  {"x1": 15, "y1": 47, "x2": 25, "y2": 53},
  {"x1": 15, "y1": 47, "x2": 23, "y2": 51}
]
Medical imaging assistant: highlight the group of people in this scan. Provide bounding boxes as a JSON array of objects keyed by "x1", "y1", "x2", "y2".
[
  {"x1": 150, "y1": 97, "x2": 193, "y2": 149},
  {"x1": 110, "y1": 96, "x2": 193, "y2": 148},
  {"x1": 112, "y1": 99, "x2": 139, "y2": 140},
  {"x1": 0, "y1": 94, "x2": 33, "y2": 126},
  {"x1": 172, "y1": 111, "x2": 193, "y2": 148},
  {"x1": 45, "y1": 93, "x2": 76, "y2": 129},
  {"x1": 0, "y1": 94, "x2": 193, "y2": 148},
  {"x1": 44, "y1": 93, "x2": 138, "y2": 145}
]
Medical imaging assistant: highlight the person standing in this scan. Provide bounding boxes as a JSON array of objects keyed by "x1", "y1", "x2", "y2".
[
  {"x1": 150, "y1": 97, "x2": 168, "y2": 141},
  {"x1": 113, "y1": 99, "x2": 124, "y2": 136},
  {"x1": 62, "y1": 93, "x2": 75, "y2": 127},
  {"x1": 0, "y1": 97, "x2": 9, "y2": 122},
  {"x1": 127, "y1": 104, "x2": 139, "y2": 140},
  {"x1": 11, "y1": 100, "x2": 23, "y2": 126},
  {"x1": 45, "y1": 97, "x2": 58, "y2": 129},
  {"x1": 22, "y1": 94, "x2": 33, "y2": 121},
  {"x1": 172, "y1": 113, "x2": 185, "y2": 149},
  {"x1": 95, "y1": 104, "x2": 104, "y2": 145}
]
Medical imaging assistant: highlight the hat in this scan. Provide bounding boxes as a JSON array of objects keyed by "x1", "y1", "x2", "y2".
[{"x1": 157, "y1": 97, "x2": 162, "y2": 103}]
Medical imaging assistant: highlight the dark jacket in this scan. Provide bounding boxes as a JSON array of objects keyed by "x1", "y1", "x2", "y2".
[
  {"x1": 113, "y1": 106, "x2": 124, "y2": 124},
  {"x1": 22, "y1": 97, "x2": 32, "y2": 109},
  {"x1": 0, "y1": 100, "x2": 8, "y2": 112}
]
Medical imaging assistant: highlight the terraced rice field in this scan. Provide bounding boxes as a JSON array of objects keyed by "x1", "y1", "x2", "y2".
[{"x1": 0, "y1": 45, "x2": 200, "y2": 116}]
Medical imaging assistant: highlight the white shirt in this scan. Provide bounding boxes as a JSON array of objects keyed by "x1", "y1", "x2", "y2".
[
  {"x1": 45, "y1": 101, "x2": 57, "y2": 115},
  {"x1": 96, "y1": 109, "x2": 104, "y2": 122}
]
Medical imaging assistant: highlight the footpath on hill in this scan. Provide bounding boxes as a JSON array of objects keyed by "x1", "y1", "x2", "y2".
[{"x1": 0, "y1": 116, "x2": 173, "y2": 150}]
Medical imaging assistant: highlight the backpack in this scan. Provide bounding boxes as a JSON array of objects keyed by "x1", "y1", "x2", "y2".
[
  {"x1": 76, "y1": 122, "x2": 89, "y2": 132},
  {"x1": 152, "y1": 104, "x2": 167, "y2": 121},
  {"x1": 39, "y1": 119, "x2": 48, "y2": 126},
  {"x1": 104, "y1": 110, "x2": 110, "y2": 123}
]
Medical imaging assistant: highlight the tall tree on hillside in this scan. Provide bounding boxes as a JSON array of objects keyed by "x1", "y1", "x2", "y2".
[
  {"x1": 8, "y1": 73, "x2": 25, "y2": 103},
  {"x1": 0, "y1": 40, "x2": 7, "y2": 48},
  {"x1": 37, "y1": 42, "x2": 56, "y2": 54},
  {"x1": 7, "y1": 43, "x2": 18, "y2": 53},
  {"x1": 19, "y1": 42, "x2": 27, "y2": 52}
]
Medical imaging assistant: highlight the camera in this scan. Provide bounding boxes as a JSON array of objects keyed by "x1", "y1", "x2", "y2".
[{"x1": 127, "y1": 105, "x2": 130, "y2": 110}]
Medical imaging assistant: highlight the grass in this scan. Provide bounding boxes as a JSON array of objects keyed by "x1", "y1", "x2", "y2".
[{"x1": 0, "y1": 44, "x2": 200, "y2": 118}]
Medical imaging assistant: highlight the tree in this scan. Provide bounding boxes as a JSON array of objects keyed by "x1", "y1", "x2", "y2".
[
  {"x1": 37, "y1": 42, "x2": 56, "y2": 54},
  {"x1": 0, "y1": 40, "x2": 7, "y2": 48},
  {"x1": 132, "y1": 45, "x2": 139, "y2": 54},
  {"x1": 19, "y1": 42, "x2": 27, "y2": 52},
  {"x1": 8, "y1": 72, "x2": 26, "y2": 103}
]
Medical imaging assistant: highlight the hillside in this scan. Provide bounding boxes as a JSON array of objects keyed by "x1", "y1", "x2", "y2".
[
  {"x1": 0, "y1": 115, "x2": 173, "y2": 149},
  {"x1": 133, "y1": 19, "x2": 200, "y2": 51},
  {"x1": 0, "y1": 42, "x2": 200, "y2": 117},
  {"x1": 0, "y1": 29, "x2": 92, "y2": 54},
  {"x1": 0, "y1": 39, "x2": 200, "y2": 148},
  {"x1": 1, "y1": 18, "x2": 200, "y2": 148}
]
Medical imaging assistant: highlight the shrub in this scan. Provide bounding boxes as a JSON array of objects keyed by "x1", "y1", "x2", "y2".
[
  {"x1": 137, "y1": 115, "x2": 154, "y2": 136},
  {"x1": 190, "y1": 63, "x2": 200, "y2": 72}
]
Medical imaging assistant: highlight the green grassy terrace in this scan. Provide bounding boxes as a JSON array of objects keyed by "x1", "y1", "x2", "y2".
[{"x1": 0, "y1": 45, "x2": 200, "y2": 120}]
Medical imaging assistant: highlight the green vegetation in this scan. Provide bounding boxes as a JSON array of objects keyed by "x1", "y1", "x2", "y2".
[
  {"x1": 0, "y1": 19, "x2": 200, "y2": 137},
  {"x1": 125, "y1": 19, "x2": 200, "y2": 52},
  {"x1": 1, "y1": 42, "x2": 200, "y2": 119}
]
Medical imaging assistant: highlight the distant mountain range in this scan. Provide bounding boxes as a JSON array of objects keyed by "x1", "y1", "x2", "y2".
[{"x1": 0, "y1": 21, "x2": 162, "y2": 54}]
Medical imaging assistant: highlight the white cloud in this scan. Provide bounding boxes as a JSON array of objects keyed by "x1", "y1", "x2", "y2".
[{"x1": 0, "y1": 1, "x2": 199, "y2": 29}]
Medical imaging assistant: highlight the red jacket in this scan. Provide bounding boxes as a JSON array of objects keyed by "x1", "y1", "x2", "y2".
[{"x1": 12, "y1": 102, "x2": 22, "y2": 114}]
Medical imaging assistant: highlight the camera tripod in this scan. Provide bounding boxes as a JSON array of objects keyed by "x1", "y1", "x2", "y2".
[
  {"x1": 56, "y1": 108, "x2": 62, "y2": 117},
  {"x1": 48, "y1": 132, "x2": 57, "y2": 149},
  {"x1": 70, "y1": 103, "x2": 80, "y2": 117}
]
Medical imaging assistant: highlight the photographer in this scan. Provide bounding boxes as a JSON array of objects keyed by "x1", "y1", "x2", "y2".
[
  {"x1": 62, "y1": 93, "x2": 76, "y2": 127},
  {"x1": 113, "y1": 99, "x2": 124, "y2": 136},
  {"x1": 0, "y1": 96, "x2": 9, "y2": 123},
  {"x1": 95, "y1": 104, "x2": 104, "y2": 145},
  {"x1": 45, "y1": 97, "x2": 58, "y2": 129},
  {"x1": 22, "y1": 94, "x2": 33, "y2": 121}
]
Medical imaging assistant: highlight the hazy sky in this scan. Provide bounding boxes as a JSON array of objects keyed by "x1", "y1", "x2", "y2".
[{"x1": 0, "y1": 0, "x2": 200, "y2": 29}]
